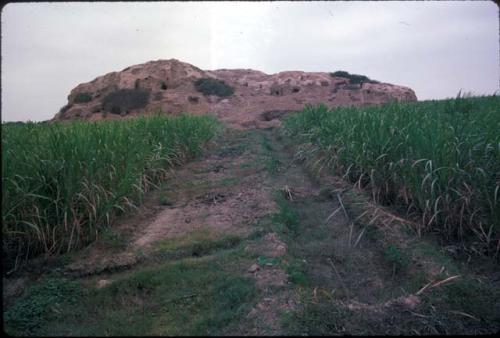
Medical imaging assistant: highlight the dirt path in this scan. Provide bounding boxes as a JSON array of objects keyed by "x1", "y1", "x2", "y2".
[
  {"x1": 4, "y1": 127, "x2": 500, "y2": 336},
  {"x1": 59, "y1": 127, "x2": 320, "y2": 335}
]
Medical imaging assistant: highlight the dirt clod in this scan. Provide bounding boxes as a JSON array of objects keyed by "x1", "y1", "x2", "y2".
[
  {"x1": 248, "y1": 264, "x2": 260, "y2": 273},
  {"x1": 97, "y1": 279, "x2": 112, "y2": 288}
]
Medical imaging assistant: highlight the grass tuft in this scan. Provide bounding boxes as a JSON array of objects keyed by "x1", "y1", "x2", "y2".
[
  {"x1": 271, "y1": 193, "x2": 300, "y2": 235},
  {"x1": 4, "y1": 277, "x2": 83, "y2": 335}
]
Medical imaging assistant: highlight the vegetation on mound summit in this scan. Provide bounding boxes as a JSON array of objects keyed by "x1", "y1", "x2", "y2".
[
  {"x1": 330, "y1": 70, "x2": 379, "y2": 84},
  {"x1": 194, "y1": 78, "x2": 234, "y2": 97},
  {"x1": 102, "y1": 88, "x2": 151, "y2": 115}
]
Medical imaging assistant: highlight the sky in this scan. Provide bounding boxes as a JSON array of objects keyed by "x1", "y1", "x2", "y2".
[{"x1": 1, "y1": 1, "x2": 499, "y2": 122}]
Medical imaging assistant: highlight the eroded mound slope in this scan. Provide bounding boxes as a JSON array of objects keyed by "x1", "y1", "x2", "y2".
[{"x1": 53, "y1": 59, "x2": 417, "y2": 128}]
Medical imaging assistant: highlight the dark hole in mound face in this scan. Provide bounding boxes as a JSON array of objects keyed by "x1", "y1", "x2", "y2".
[
  {"x1": 260, "y1": 110, "x2": 294, "y2": 121},
  {"x1": 188, "y1": 96, "x2": 200, "y2": 104}
]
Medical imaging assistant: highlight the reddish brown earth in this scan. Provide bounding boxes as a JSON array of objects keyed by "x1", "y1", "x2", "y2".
[{"x1": 53, "y1": 59, "x2": 417, "y2": 129}]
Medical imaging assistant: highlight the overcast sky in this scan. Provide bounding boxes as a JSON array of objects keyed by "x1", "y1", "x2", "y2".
[{"x1": 1, "y1": 1, "x2": 499, "y2": 122}]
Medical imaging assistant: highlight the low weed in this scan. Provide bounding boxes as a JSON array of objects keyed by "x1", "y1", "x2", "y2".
[
  {"x1": 271, "y1": 194, "x2": 300, "y2": 235},
  {"x1": 153, "y1": 230, "x2": 242, "y2": 260},
  {"x1": 25, "y1": 258, "x2": 257, "y2": 335},
  {"x1": 283, "y1": 301, "x2": 348, "y2": 335},
  {"x1": 260, "y1": 135, "x2": 273, "y2": 152},
  {"x1": 219, "y1": 177, "x2": 238, "y2": 186},
  {"x1": 286, "y1": 259, "x2": 309, "y2": 286},
  {"x1": 100, "y1": 227, "x2": 128, "y2": 249},
  {"x1": 265, "y1": 158, "x2": 281, "y2": 174},
  {"x1": 411, "y1": 241, "x2": 460, "y2": 275},
  {"x1": 257, "y1": 255, "x2": 281, "y2": 267},
  {"x1": 194, "y1": 275, "x2": 256, "y2": 334},
  {"x1": 4, "y1": 277, "x2": 83, "y2": 335},
  {"x1": 383, "y1": 244, "x2": 410, "y2": 276},
  {"x1": 159, "y1": 194, "x2": 173, "y2": 206},
  {"x1": 436, "y1": 277, "x2": 500, "y2": 322}
]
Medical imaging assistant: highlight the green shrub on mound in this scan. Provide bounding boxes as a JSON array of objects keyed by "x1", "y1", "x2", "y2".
[
  {"x1": 73, "y1": 92, "x2": 92, "y2": 104},
  {"x1": 330, "y1": 70, "x2": 378, "y2": 84},
  {"x1": 102, "y1": 88, "x2": 151, "y2": 115},
  {"x1": 194, "y1": 78, "x2": 234, "y2": 97}
]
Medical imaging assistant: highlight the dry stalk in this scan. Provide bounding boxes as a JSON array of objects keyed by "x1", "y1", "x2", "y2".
[
  {"x1": 336, "y1": 193, "x2": 356, "y2": 246},
  {"x1": 327, "y1": 257, "x2": 350, "y2": 298},
  {"x1": 283, "y1": 185, "x2": 294, "y2": 201},
  {"x1": 429, "y1": 275, "x2": 461, "y2": 289},
  {"x1": 415, "y1": 280, "x2": 435, "y2": 296},
  {"x1": 324, "y1": 207, "x2": 341, "y2": 225},
  {"x1": 416, "y1": 275, "x2": 461, "y2": 296},
  {"x1": 449, "y1": 310, "x2": 479, "y2": 321},
  {"x1": 353, "y1": 227, "x2": 366, "y2": 247},
  {"x1": 336, "y1": 193, "x2": 350, "y2": 220},
  {"x1": 367, "y1": 201, "x2": 421, "y2": 230},
  {"x1": 312, "y1": 287, "x2": 318, "y2": 304}
]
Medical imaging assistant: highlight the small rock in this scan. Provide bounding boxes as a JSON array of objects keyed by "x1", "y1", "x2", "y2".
[
  {"x1": 264, "y1": 233, "x2": 279, "y2": 242},
  {"x1": 275, "y1": 244, "x2": 286, "y2": 254},
  {"x1": 246, "y1": 307, "x2": 258, "y2": 318},
  {"x1": 207, "y1": 95, "x2": 219, "y2": 103},
  {"x1": 257, "y1": 302, "x2": 267, "y2": 310},
  {"x1": 401, "y1": 295, "x2": 420, "y2": 309},
  {"x1": 248, "y1": 264, "x2": 260, "y2": 273},
  {"x1": 97, "y1": 279, "x2": 112, "y2": 288}
]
